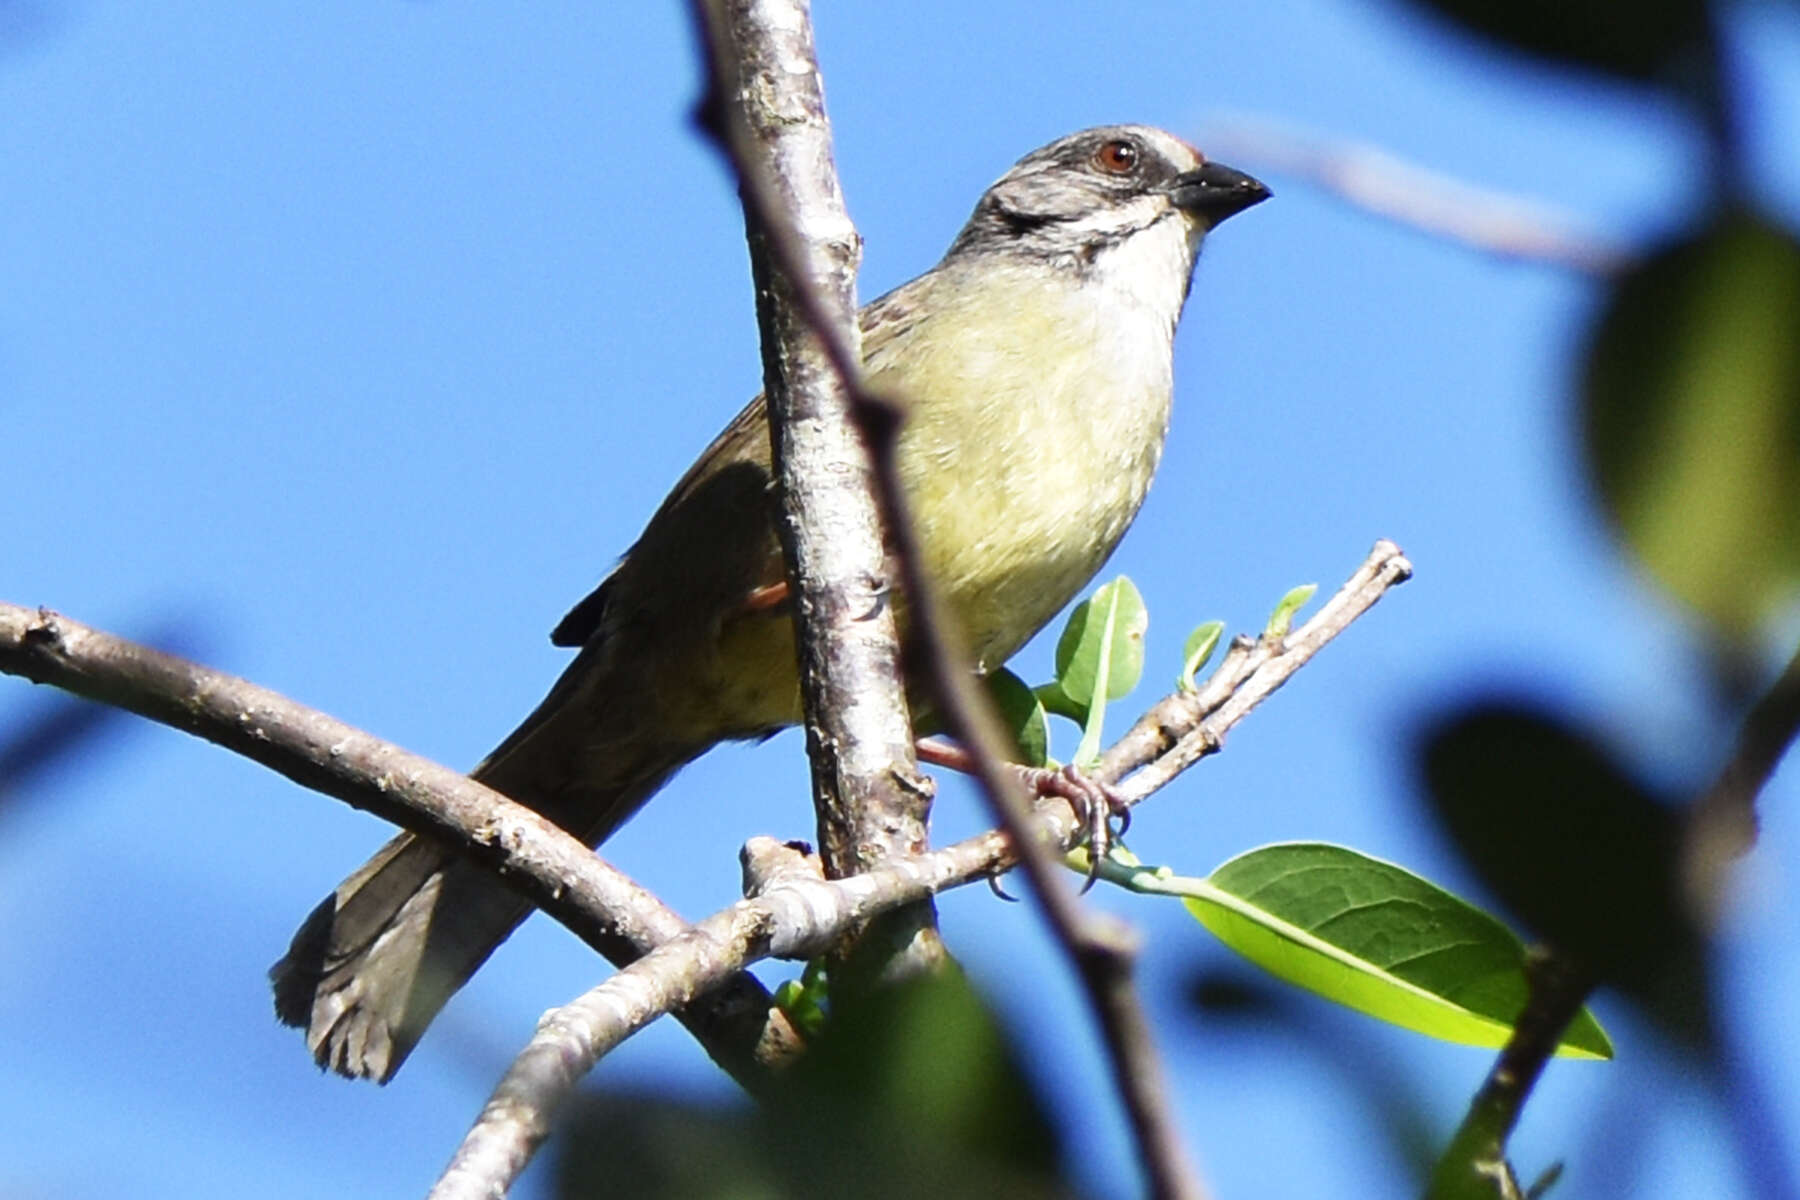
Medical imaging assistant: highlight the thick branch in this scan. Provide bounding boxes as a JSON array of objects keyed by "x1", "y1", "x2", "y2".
[
  {"x1": 430, "y1": 541, "x2": 1411, "y2": 1199},
  {"x1": 694, "y1": 0, "x2": 940, "y2": 978},
  {"x1": 0, "y1": 602, "x2": 800, "y2": 1091}
]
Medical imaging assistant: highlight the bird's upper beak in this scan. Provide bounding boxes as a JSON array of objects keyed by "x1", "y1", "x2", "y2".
[{"x1": 1168, "y1": 161, "x2": 1271, "y2": 226}]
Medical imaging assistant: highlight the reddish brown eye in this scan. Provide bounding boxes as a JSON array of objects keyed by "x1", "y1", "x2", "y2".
[{"x1": 1094, "y1": 139, "x2": 1139, "y2": 175}]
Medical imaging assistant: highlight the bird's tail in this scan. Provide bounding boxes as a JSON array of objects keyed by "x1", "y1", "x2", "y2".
[{"x1": 269, "y1": 696, "x2": 685, "y2": 1083}]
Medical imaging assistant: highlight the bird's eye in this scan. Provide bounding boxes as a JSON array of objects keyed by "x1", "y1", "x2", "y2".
[{"x1": 1094, "y1": 139, "x2": 1140, "y2": 175}]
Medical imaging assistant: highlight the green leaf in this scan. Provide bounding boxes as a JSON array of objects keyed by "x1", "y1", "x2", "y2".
[
  {"x1": 558, "y1": 972, "x2": 1067, "y2": 1197},
  {"x1": 1032, "y1": 680, "x2": 1085, "y2": 723},
  {"x1": 1052, "y1": 576, "x2": 1147, "y2": 767},
  {"x1": 1396, "y1": 0, "x2": 1711, "y2": 87},
  {"x1": 1265, "y1": 584, "x2": 1317, "y2": 638},
  {"x1": 1582, "y1": 211, "x2": 1800, "y2": 642},
  {"x1": 1177, "y1": 620, "x2": 1225, "y2": 692},
  {"x1": 1141, "y1": 843, "x2": 1611, "y2": 1058},
  {"x1": 1053, "y1": 576, "x2": 1148, "y2": 707},
  {"x1": 984, "y1": 668, "x2": 1050, "y2": 767}
]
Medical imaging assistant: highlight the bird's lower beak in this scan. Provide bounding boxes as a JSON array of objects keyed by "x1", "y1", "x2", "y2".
[{"x1": 1169, "y1": 161, "x2": 1271, "y2": 226}]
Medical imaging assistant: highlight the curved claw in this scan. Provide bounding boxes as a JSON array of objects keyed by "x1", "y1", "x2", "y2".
[
  {"x1": 988, "y1": 873, "x2": 1019, "y2": 902},
  {"x1": 1013, "y1": 762, "x2": 1132, "y2": 885}
]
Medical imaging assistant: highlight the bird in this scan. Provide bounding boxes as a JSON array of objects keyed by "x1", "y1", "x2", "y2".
[{"x1": 271, "y1": 124, "x2": 1270, "y2": 1082}]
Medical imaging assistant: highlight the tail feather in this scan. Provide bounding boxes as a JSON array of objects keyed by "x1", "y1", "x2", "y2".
[
  {"x1": 270, "y1": 832, "x2": 533, "y2": 1081},
  {"x1": 271, "y1": 732, "x2": 683, "y2": 1082}
]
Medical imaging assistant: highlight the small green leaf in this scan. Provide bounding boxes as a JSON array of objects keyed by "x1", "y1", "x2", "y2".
[
  {"x1": 781, "y1": 972, "x2": 1064, "y2": 1187},
  {"x1": 1053, "y1": 576, "x2": 1148, "y2": 708},
  {"x1": 1265, "y1": 584, "x2": 1317, "y2": 638},
  {"x1": 1120, "y1": 842, "x2": 1612, "y2": 1058},
  {"x1": 1178, "y1": 620, "x2": 1225, "y2": 691},
  {"x1": 984, "y1": 668, "x2": 1050, "y2": 767},
  {"x1": 774, "y1": 958, "x2": 830, "y2": 1039},
  {"x1": 1052, "y1": 577, "x2": 1147, "y2": 766}
]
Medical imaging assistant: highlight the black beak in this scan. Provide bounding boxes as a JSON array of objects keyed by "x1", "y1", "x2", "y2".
[{"x1": 1169, "y1": 161, "x2": 1271, "y2": 226}]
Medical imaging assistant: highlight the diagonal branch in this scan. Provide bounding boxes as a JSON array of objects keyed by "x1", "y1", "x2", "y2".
[
  {"x1": 1428, "y1": 631, "x2": 1800, "y2": 1197},
  {"x1": 1200, "y1": 116, "x2": 1631, "y2": 276},
  {"x1": 1426, "y1": 949, "x2": 1592, "y2": 1200},
  {"x1": 1685, "y1": 638, "x2": 1800, "y2": 924},
  {"x1": 0, "y1": 601, "x2": 800, "y2": 1092},
  {"x1": 428, "y1": 540, "x2": 1412, "y2": 1199}
]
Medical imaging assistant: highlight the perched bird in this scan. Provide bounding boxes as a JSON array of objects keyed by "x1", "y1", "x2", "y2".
[{"x1": 272, "y1": 124, "x2": 1269, "y2": 1082}]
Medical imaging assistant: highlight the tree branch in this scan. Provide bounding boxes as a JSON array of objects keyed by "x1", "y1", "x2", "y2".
[
  {"x1": 1428, "y1": 630, "x2": 1800, "y2": 1198},
  {"x1": 693, "y1": 0, "x2": 943, "y2": 980},
  {"x1": 428, "y1": 540, "x2": 1411, "y2": 1199},
  {"x1": 1103, "y1": 539, "x2": 1415, "y2": 800},
  {"x1": 1200, "y1": 116, "x2": 1631, "y2": 276},
  {"x1": 1685, "y1": 638, "x2": 1800, "y2": 924},
  {"x1": 0, "y1": 602, "x2": 800, "y2": 1092},
  {"x1": 1426, "y1": 949, "x2": 1593, "y2": 1200}
]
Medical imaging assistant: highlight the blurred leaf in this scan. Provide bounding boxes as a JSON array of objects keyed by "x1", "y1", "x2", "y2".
[
  {"x1": 1583, "y1": 211, "x2": 1800, "y2": 641},
  {"x1": 0, "y1": 617, "x2": 208, "y2": 821},
  {"x1": 1160, "y1": 843, "x2": 1611, "y2": 1057},
  {"x1": 1266, "y1": 583, "x2": 1317, "y2": 638},
  {"x1": 779, "y1": 972, "x2": 1069, "y2": 1197},
  {"x1": 554, "y1": 1091, "x2": 783, "y2": 1200},
  {"x1": 1396, "y1": 0, "x2": 1712, "y2": 86},
  {"x1": 1177, "y1": 620, "x2": 1225, "y2": 691},
  {"x1": 0, "y1": 696, "x2": 118, "y2": 815},
  {"x1": 1052, "y1": 576, "x2": 1147, "y2": 709},
  {"x1": 556, "y1": 973, "x2": 1071, "y2": 1199},
  {"x1": 1418, "y1": 700, "x2": 1709, "y2": 1040},
  {"x1": 986, "y1": 668, "x2": 1051, "y2": 766}
]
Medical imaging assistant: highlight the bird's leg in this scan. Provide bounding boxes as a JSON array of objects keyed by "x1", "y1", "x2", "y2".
[{"x1": 914, "y1": 737, "x2": 1130, "y2": 888}]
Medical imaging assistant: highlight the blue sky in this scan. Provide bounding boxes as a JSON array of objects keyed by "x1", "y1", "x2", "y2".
[{"x1": 5, "y1": 3, "x2": 1800, "y2": 1197}]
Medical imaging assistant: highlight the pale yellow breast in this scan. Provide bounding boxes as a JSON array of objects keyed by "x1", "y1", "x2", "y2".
[{"x1": 868, "y1": 261, "x2": 1175, "y2": 670}]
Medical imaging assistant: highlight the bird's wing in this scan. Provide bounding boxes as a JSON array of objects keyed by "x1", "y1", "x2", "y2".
[{"x1": 548, "y1": 272, "x2": 934, "y2": 649}]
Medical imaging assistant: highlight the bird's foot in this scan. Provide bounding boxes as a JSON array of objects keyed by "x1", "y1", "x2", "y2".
[{"x1": 1015, "y1": 762, "x2": 1129, "y2": 889}]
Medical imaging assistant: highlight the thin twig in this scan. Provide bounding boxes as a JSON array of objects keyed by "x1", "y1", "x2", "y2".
[
  {"x1": 428, "y1": 542, "x2": 1410, "y2": 1199},
  {"x1": 692, "y1": 0, "x2": 943, "y2": 979},
  {"x1": 0, "y1": 602, "x2": 800, "y2": 1092},
  {"x1": 1200, "y1": 116, "x2": 1632, "y2": 276},
  {"x1": 1685, "y1": 639, "x2": 1800, "y2": 924},
  {"x1": 1426, "y1": 950, "x2": 1593, "y2": 1200},
  {"x1": 1104, "y1": 540, "x2": 1414, "y2": 801},
  {"x1": 1427, "y1": 633, "x2": 1800, "y2": 1197}
]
